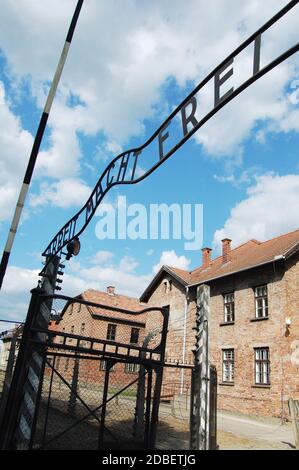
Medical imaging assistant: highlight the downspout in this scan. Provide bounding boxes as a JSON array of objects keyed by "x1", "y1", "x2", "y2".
[{"x1": 180, "y1": 286, "x2": 189, "y2": 394}]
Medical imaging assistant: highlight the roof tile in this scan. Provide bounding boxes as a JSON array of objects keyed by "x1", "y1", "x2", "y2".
[{"x1": 167, "y1": 228, "x2": 299, "y2": 286}]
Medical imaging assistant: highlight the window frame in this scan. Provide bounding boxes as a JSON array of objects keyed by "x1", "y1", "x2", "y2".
[
  {"x1": 106, "y1": 323, "x2": 117, "y2": 341},
  {"x1": 254, "y1": 285, "x2": 268, "y2": 319},
  {"x1": 222, "y1": 348, "x2": 235, "y2": 384},
  {"x1": 223, "y1": 292, "x2": 235, "y2": 323},
  {"x1": 125, "y1": 362, "x2": 140, "y2": 374},
  {"x1": 254, "y1": 347, "x2": 270, "y2": 385},
  {"x1": 99, "y1": 360, "x2": 115, "y2": 372},
  {"x1": 130, "y1": 327, "x2": 140, "y2": 345}
]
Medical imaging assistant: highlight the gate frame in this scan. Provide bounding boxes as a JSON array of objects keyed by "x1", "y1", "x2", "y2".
[{"x1": 0, "y1": 292, "x2": 169, "y2": 450}]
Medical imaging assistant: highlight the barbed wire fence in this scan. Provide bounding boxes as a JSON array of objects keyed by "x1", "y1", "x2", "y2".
[{"x1": 0, "y1": 288, "x2": 215, "y2": 450}]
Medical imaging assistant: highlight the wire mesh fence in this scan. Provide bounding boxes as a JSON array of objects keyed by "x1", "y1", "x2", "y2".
[
  {"x1": 26, "y1": 294, "x2": 168, "y2": 450},
  {"x1": 48, "y1": 296, "x2": 165, "y2": 363},
  {"x1": 0, "y1": 292, "x2": 205, "y2": 450},
  {"x1": 156, "y1": 367, "x2": 192, "y2": 450},
  {"x1": 32, "y1": 354, "x2": 155, "y2": 450},
  {"x1": 0, "y1": 322, "x2": 23, "y2": 397}
]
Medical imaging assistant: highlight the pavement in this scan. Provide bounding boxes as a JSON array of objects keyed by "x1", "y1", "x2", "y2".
[
  {"x1": 217, "y1": 411, "x2": 296, "y2": 450},
  {"x1": 160, "y1": 397, "x2": 297, "y2": 450}
]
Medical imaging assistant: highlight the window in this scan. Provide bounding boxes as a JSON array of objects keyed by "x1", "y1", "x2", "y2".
[
  {"x1": 163, "y1": 279, "x2": 172, "y2": 293},
  {"x1": 130, "y1": 328, "x2": 140, "y2": 344},
  {"x1": 60, "y1": 327, "x2": 65, "y2": 343},
  {"x1": 107, "y1": 324, "x2": 117, "y2": 341},
  {"x1": 254, "y1": 348, "x2": 270, "y2": 385},
  {"x1": 125, "y1": 363, "x2": 140, "y2": 374},
  {"x1": 99, "y1": 360, "x2": 115, "y2": 371},
  {"x1": 255, "y1": 285, "x2": 268, "y2": 318},
  {"x1": 222, "y1": 349, "x2": 234, "y2": 383},
  {"x1": 224, "y1": 293, "x2": 235, "y2": 323},
  {"x1": 64, "y1": 358, "x2": 69, "y2": 372}
]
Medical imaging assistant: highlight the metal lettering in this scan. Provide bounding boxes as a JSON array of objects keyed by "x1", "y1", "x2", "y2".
[
  {"x1": 158, "y1": 121, "x2": 171, "y2": 160},
  {"x1": 214, "y1": 58, "x2": 234, "y2": 107},
  {"x1": 117, "y1": 152, "x2": 130, "y2": 182},
  {"x1": 253, "y1": 34, "x2": 262, "y2": 75},
  {"x1": 181, "y1": 96, "x2": 199, "y2": 137}
]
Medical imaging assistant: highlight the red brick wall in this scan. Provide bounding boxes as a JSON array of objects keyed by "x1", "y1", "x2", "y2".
[
  {"x1": 48, "y1": 301, "x2": 146, "y2": 385},
  {"x1": 48, "y1": 253, "x2": 299, "y2": 418},
  {"x1": 145, "y1": 255, "x2": 299, "y2": 418},
  {"x1": 207, "y1": 257, "x2": 299, "y2": 418},
  {"x1": 145, "y1": 276, "x2": 194, "y2": 392}
]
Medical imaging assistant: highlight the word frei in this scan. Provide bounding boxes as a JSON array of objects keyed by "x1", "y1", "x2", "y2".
[
  {"x1": 43, "y1": 3, "x2": 298, "y2": 259},
  {"x1": 95, "y1": 196, "x2": 203, "y2": 251}
]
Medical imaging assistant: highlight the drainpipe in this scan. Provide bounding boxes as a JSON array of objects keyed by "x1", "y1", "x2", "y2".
[{"x1": 180, "y1": 286, "x2": 189, "y2": 394}]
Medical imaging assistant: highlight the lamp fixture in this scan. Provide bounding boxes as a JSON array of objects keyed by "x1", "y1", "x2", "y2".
[{"x1": 66, "y1": 237, "x2": 81, "y2": 260}]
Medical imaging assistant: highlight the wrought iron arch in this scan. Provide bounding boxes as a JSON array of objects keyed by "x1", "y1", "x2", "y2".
[{"x1": 41, "y1": 0, "x2": 299, "y2": 273}]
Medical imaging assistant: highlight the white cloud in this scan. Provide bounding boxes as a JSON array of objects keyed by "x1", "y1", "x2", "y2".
[
  {"x1": 0, "y1": 266, "x2": 40, "y2": 326},
  {"x1": 90, "y1": 250, "x2": 114, "y2": 265},
  {"x1": 29, "y1": 178, "x2": 92, "y2": 209},
  {"x1": 153, "y1": 250, "x2": 190, "y2": 273},
  {"x1": 0, "y1": 247, "x2": 191, "y2": 322},
  {"x1": 0, "y1": 81, "x2": 33, "y2": 222},
  {"x1": 213, "y1": 173, "x2": 299, "y2": 250},
  {"x1": 0, "y1": 0, "x2": 298, "y2": 185},
  {"x1": 213, "y1": 168, "x2": 259, "y2": 187},
  {"x1": 1, "y1": 265, "x2": 39, "y2": 293}
]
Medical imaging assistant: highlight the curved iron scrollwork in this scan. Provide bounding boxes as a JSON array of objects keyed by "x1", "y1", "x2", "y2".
[{"x1": 42, "y1": 0, "x2": 299, "y2": 269}]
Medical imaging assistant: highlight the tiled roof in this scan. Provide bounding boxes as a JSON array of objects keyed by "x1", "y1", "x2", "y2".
[
  {"x1": 81, "y1": 289, "x2": 148, "y2": 325},
  {"x1": 167, "y1": 228, "x2": 299, "y2": 286}
]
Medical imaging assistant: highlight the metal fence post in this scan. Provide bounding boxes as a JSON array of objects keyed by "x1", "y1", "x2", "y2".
[
  {"x1": 0, "y1": 326, "x2": 21, "y2": 426},
  {"x1": 148, "y1": 305, "x2": 169, "y2": 449},
  {"x1": 209, "y1": 365, "x2": 217, "y2": 450},
  {"x1": 288, "y1": 398, "x2": 299, "y2": 449},
  {"x1": 190, "y1": 365, "x2": 201, "y2": 449},
  {"x1": 190, "y1": 284, "x2": 210, "y2": 450},
  {"x1": 0, "y1": 256, "x2": 60, "y2": 449},
  {"x1": 68, "y1": 356, "x2": 80, "y2": 414},
  {"x1": 98, "y1": 360, "x2": 113, "y2": 449}
]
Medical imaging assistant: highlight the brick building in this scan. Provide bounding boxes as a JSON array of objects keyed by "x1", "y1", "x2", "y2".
[
  {"x1": 47, "y1": 228, "x2": 299, "y2": 418},
  {"x1": 140, "y1": 229, "x2": 299, "y2": 418},
  {"x1": 49, "y1": 287, "x2": 150, "y2": 386}
]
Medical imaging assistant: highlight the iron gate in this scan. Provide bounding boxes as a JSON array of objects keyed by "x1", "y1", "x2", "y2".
[
  {"x1": 0, "y1": 292, "x2": 169, "y2": 450},
  {"x1": 31, "y1": 353, "x2": 161, "y2": 450}
]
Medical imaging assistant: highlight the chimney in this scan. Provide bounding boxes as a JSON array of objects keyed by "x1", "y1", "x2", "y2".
[
  {"x1": 107, "y1": 286, "x2": 115, "y2": 296},
  {"x1": 221, "y1": 238, "x2": 232, "y2": 263},
  {"x1": 201, "y1": 247, "x2": 212, "y2": 268}
]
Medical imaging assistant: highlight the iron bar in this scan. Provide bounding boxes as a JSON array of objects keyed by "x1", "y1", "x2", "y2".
[
  {"x1": 41, "y1": 0, "x2": 299, "y2": 270},
  {"x1": 0, "y1": 0, "x2": 85, "y2": 290},
  {"x1": 98, "y1": 363, "x2": 111, "y2": 449},
  {"x1": 144, "y1": 368, "x2": 153, "y2": 449},
  {"x1": 40, "y1": 366, "x2": 147, "y2": 449},
  {"x1": 44, "y1": 358, "x2": 102, "y2": 425},
  {"x1": 41, "y1": 356, "x2": 56, "y2": 449}
]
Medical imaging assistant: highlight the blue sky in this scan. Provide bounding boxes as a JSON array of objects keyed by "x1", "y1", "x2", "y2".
[{"x1": 0, "y1": 0, "x2": 298, "y2": 324}]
